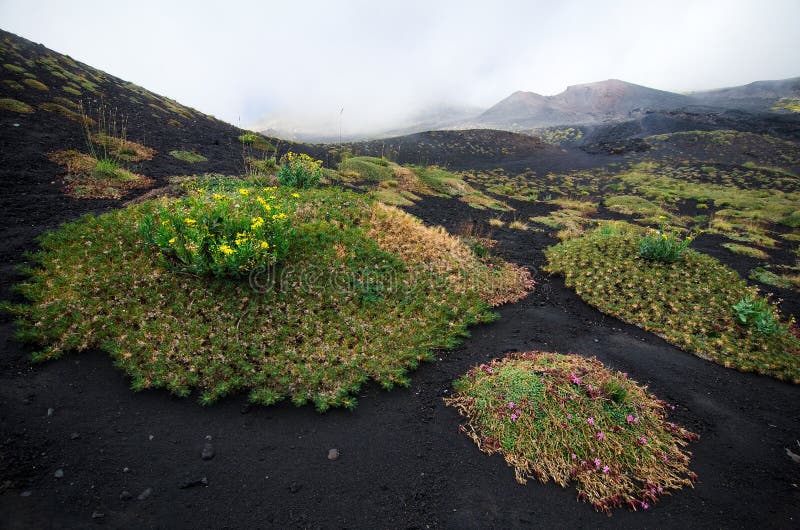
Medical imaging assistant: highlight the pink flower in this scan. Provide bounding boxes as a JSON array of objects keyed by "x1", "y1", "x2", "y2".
[
  {"x1": 596, "y1": 431, "x2": 605, "y2": 440},
  {"x1": 657, "y1": 486, "x2": 663, "y2": 493},
  {"x1": 593, "y1": 458, "x2": 601, "y2": 467},
  {"x1": 602, "y1": 466, "x2": 610, "y2": 473},
  {"x1": 510, "y1": 412, "x2": 519, "y2": 422},
  {"x1": 567, "y1": 413, "x2": 573, "y2": 420},
  {"x1": 639, "y1": 436, "x2": 648, "y2": 445},
  {"x1": 626, "y1": 414, "x2": 635, "y2": 423},
  {"x1": 569, "y1": 373, "x2": 582, "y2": 385},
  {"x1": 508, "y1": 402, "x2": 515, "y2": 409},
  {"x1": 570, "y1": 453, "x2": 577, "y2": 460},
  {"x1": 587, "y1": 417, "x2": 595, "y2": 425},
  {"x1": 642, "y1": 502, "x2": 649, "y2": 510},
  {"x1": 663, "y1": 455, "x2": 669, "y2": 462},
  {"x1": 587, "y1": 384, "x2": 594, "y2": 391}
]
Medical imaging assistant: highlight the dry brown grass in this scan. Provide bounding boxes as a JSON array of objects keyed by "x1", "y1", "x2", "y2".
[{"x1": 368, "y1": 204, "x2": 533, "y2": 306}]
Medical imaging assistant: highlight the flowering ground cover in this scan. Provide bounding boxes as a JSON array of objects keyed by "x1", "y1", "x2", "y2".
[
  {"x1": 445, "y1": 351, "x2": 698, "y2": 513},
  {"x1": 6, "y1": 177, "x2": 532, "y2": 410},
  {"x1": 544, "y1": 224, "x2": 800, "y2": 382}
]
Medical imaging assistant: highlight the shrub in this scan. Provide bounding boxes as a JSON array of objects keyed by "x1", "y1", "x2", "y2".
[
  {"x1": 245, "y1": 156, "x2": 278, "y2": 176},
  {"x1": 47, "y1": 150, "x2": 153, "y2": 199},
  {"x1": 139, "y1": 187, "x2": 293, "y2": 277},
  {"x1": 446, "y1": 351, "x2": 698, "y2": 513},
  {"x1": 638, "y1": 227, "x2": 692, "y2": 263},
  {"x1": 277, "y1": 152, "x2": 322, "y2": 189},
  {"x1": 237, "y1": 132, "x2": 274, "y2": 152},
  {"x1": 732, "y1": 296, "x2": 784, "y2": 336}
]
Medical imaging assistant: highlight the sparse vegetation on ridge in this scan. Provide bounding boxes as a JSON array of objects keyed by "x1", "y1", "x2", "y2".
[
  {"x1": 446, "y1": 351, "x2": 698, "y2": 513},
  {"x1": 0, "y1": 97, "x2": 34, "y2": 113},
  {"x1": 170, "y1": 150, "x2": 208, "y2": 163}
]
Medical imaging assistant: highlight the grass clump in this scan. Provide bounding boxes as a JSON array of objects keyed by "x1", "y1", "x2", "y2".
[
  {"x1": 23, "y1": 78, "x2": 48, "y2": 91},
  {"x1": 90, "y1": 133, "x2": 156, "y2": 162},
  {"x1": 445, "y1": 351, "x2": 698, "y2": 513},
  {"x1": 7, "y1": 181, "x2": 533, "y2": 410},
  {"x1": 47, "y1": 150, "x2": 153, "y2": 199},
  {"x1": 39, "y1": 102, "x2": 95, "y2": 126},
  {"x1": 62, "y1": 85, "x2": 81, "y2": 96},
  {"x1": 722, "y1": 243, "x2": 769, "y2": 260},
  {"x1": 3, "y1": 79, "x2": 23, "y2": 90},
  {"x1": 638, "y1": 226, "x2": 693, "y2": 264},
  {"x1": 544, "y1": 228, "x2": 800, "y2": 382},
  {"x1": 409, "y1": 165, "x2": 511, "y2": 211},
  {"x1": 3, "y1": 63, "x2": 25, "y2": 73},
  {"x1": 604, "y1": 195, "x2": 671, "y2": 222},
  {"x1": 0, "y1": 97, "x2": 34, "y2": 113},
  {"x1": 238, "y1": 132, "x2": 274, "y2": 152},
  {"x1": 749, "y1": 267, "x2": 794, "y2": 290},
  {"x1": 170, "y1": 150, "x2": 208, "y2": 163},
  {"x1": 277, "y1": 152, "x2": 322, "y2": 188}
]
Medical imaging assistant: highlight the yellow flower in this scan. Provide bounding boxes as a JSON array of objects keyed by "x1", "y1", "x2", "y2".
[
  {"x1": 219, "y1": 244, "x2": 234, "y2": 255},
  {"x1": 168, "y1": 237, "x2": 176, "y2": 244},
  {"x1": 260, "y1": 241, "x2": 269, "y2": 249},
  {"x1": 184, "y1": 217, "x2": 197, "y2": 225},
  {"x1": 213, "y1": 193, "x2": 224, "y2": 201},
  {"x1": 251, "y1": 216, "x2": 265, "y2": 230},
  {"x1": 291, "y1": 192, "x2": 300, "y2": 198},
  {"x1": 238, "y1": 188, "x2": 249, "y2": 196},
  {"x1": 272, "y1": 212, "x2": 287, "y2": 221}
]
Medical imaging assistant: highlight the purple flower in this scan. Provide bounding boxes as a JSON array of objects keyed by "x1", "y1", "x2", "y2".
[
  {"x1": 602, "y1": 466, "x2": 610, "y2": 473},
  {"x1": 567, "y1": 413, "x2": 573, "y2": 420},
  {"x1": 596, "y1": 431, "x2": 605, "y2": 440},
  {"x1": 508, "y1": 401, "x2": 515, "y2": 409},
  {"x1": 569, "y1": 373, "x2": 582, "y2": 385},
  {"x1": 593, "y1": 458, "x2": 601, "y2": 467},
  {"x1": 571, "y1": 453, "x2": 577, "y2": 460},
  {"x1": 663, "y1": 455, "x2": 669, "y2": 462},
  {"x1": 510, "y1": 412, "x2": 519, "y2": 422},
  {"x1": 642, "y1": 502, "x2": 649, "y2": 510},
  {"x1": 587, "y1": 417, "x2": 595, "y2": 425},
  {"x1": 639, "y1": 436, "x2": 648, "y2": 445}
]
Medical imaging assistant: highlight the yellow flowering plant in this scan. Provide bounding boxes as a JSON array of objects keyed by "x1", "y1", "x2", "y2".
[
  {"x1": 138, "y1": 187, "x2": 294, "y2": 277},
  {"x1": 276, "y1": 151, "x2": 322, "y2": 189}
]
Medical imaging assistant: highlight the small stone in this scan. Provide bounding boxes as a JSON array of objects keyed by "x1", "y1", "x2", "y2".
[
  {"x1": 70, "y1": 432, "x2": 80, "y2": 440},
  {"x1": 122, "y1": 467, "x2": 130, "y2": 473},
  {"x1": 91, "y1": 511, "x2": 104, "y2": 519},
  {"x1": 137, "y1": 487, "x2": 152, "y2": 501},
  {"x1": 120, "y1": 490, "x2": 133, "y2": 500},
  {"x1": 179, "y1": 477, "x2": 209, "y2": 489},
  {"x1": 46, "y1": 408, "x2": 54, "y2": 417},
  {"x1": 20, "y1": 490, "x2": 32, "y2": 497},
  {"x1": 289, "y1": 481, "x2": 302, "y2": 494},
  {"x1": 54, "y1": 469, "x2": 64, "y2": 478},
  {"x1": 148, "y1": 435, "x2": 154, "y2": 441},
  {"x1": 201, "y1": 442, "x2": 215, "y2": 460},
  {"x1": 327, "y1": 448, "x2": 340, "y2": 461}
]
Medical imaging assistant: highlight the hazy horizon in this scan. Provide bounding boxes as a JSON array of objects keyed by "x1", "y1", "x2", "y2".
[{"x1": 1, "y1": 0, "x2": 799, "y2": 136}]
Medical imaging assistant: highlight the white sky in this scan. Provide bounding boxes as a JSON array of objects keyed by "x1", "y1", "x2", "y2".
[{"x1": 1, "y1": 0, "x2": 798, "y2": 134}]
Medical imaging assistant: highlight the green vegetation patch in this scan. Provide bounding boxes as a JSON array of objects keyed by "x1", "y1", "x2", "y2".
[
  {"x1": 170, "y1": 150, "x2": 208, "y2": 163},
  {"x1": 62, "y1": 85, "x2": 81, "y2": 96},
  {"x1": 23, "y1": 78, "x2": 48, "y2": 91},
  {"x1": 604, "y1": 195, "x2": 672, "y2": 222},
  {"x1": 337, "y1": 157, "x2": 395, "y2": 182},
  {"x1": 48, "y1": 150, "x2": 153, "y2": 199},
  {"x1": 3, "y1": 79, "x2": 23, "y2": 90},
  {"x1": 7, "y1": 180, "x2": 532, "y2": 410},
  {"x1": 445, "y1": 351, "x2": 698, "y2": 513},
  {"x1": 0, "y1": 97, "x2": 34, "y2": 113},
  {"x1": 238, "y1": 132, "x2": 275, "y2": 152},
  {"x1": 544, "y1": 228, "x2": 800, "y2": 382},
  {"x1": 90, "y1": 133, "x2": 156, "y2": 162},
  {"x1": 39, "y1": 102, "x2": 95, "y2": 126},
  {"x1": 722, "y1": 243, "x2": 769, "y2": 260},
  {"x1": 749, "y1": 267, "x2": 795, "y2": 290},
  {"x1": 771, "y1": 97, "x2": 800, "y2": 113},
  {"x1": 409, "y1": 165, "x2": 511, "y2": 211},
  {"x1": 3, "y1": 63, "x2": 25, "y2": 73}
]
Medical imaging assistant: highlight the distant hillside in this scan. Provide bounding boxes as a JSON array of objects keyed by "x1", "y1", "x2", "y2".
[
  {"x1": 477, "y1": 79, "x2": 691, "y2": 128},
  {"x1": 688, "y1": 77, "x2": 800, "y2": 111}
]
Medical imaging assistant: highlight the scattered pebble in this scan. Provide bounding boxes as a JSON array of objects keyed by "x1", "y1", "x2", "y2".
[
  {"x1": 120, "y1": 490, "x2": 132, "y2": 500},
  {"x1": 327, "y1": 448, "x2": 340, "y2": 461},
  {"x1": 46, "y1": 408, "x2": 54, "y2": 417},
  {"x1": 54, "y1": 469, "x2": 64, "y2": 478},
  {"x1": 20, "y1": 490, "x2": 32, "y2": 497},
  {"x1": 289, "y1": 481, "x2": 302, "y2": 494},
  {"x1": 91, "y1": 511, "x2": 104, "y2": 520},
  {"x1": 137, "y1": 487, "x2": 152, "y2": 501},
  {"x1": 123, "y1": 467, "x2": 130, "y2": 473},
  {"x1": 201, "y1": 442, "x2": 215, "y2": 460},
  {"x1": 148, "y1": 435, "x2": 154, "y2": 441},
  {"x1": 179, "y1": 477, "x2": 209, "y2": 489},
  {"x1": 70, "y1": 432, "x2": 80, "y2": 440}
]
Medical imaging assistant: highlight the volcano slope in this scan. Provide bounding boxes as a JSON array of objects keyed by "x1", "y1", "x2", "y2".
[{"x1": 2, "y1": 30, "x2": 800, "y2": 529}]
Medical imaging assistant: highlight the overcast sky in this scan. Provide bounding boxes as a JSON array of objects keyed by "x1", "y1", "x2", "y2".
[{"x1": 1, "y1": 0, "x2": 799, "y2": 135}]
